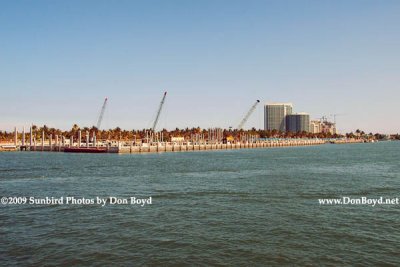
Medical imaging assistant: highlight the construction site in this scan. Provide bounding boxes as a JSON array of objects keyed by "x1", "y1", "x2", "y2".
[{"x1": 0, "y1": 92, "x2": 361, "y2": 153}]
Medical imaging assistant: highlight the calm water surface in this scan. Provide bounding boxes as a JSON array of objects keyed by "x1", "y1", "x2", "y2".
[{"x1": 1, "y1": 142, "x2": 400, "y2": 266}]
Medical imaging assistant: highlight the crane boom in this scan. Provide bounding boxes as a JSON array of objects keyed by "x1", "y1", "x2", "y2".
[
  {"x1": 237, "y1": 100, "x2": 260, "y2": 129},
  {"x1": 96, "y1": 97, "x2": 108, "y2": 129},
  {"x1": 152, "y1": 91, "x2": 167, "y2": 131},
  {"x1": 330, "y1": 113, "x2": 345, "y2": 124}
]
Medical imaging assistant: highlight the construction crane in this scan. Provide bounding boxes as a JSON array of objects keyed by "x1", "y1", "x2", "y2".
[
  {"x1": 330, "y1": 113, "x2": 345, "y2": 125},
  {"x1": 237, "y1": 100, "x2": 260, "y2": 129},
  {"x1": 152, "y1": 91, "x2": 167, "y2": 131},
  {"x1": 96, "y1": 97, "x2": 108, "y2": 129},
  {"x1": 317, "y1": 116, "x2": 328, "y2": 123}
]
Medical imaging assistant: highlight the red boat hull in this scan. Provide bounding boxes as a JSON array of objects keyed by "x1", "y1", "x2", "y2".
[{"x1": 64, "y1": 147, "x2": 107, "y2": 153}]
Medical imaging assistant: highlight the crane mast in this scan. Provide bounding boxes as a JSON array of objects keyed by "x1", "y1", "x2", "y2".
[
  {"x1": 152, "y1": 91, "x2": 167, "y2": 131},
  {"x1": 96, "y1": 97, "x2": 108, "y2": 129},
  {"x1": 330, "y1": 113, "x2": 344, "y2": 125},
  {"x1": 237, "y1": 100, "x2": 260, "y2": 129}
]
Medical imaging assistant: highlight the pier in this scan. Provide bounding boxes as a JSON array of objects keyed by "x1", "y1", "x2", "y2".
[
  {"x1": 117, "y1": 139, "x2": 327, "y2": 154},
  {"x1": 0, "y1": 127, "x2": 367, "y2": 153},
  {"x1": 1, "y1": 139, "x2": 327, "y2": 153}
]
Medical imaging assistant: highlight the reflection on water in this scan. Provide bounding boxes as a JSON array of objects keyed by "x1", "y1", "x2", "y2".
[{"x1": 1, "y1": 142, "x2": 400, "y2": 265}]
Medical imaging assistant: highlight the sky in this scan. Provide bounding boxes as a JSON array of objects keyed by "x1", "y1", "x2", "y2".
[{"x1": 1, "y1": 0, "x2": 399, "y2": 134}]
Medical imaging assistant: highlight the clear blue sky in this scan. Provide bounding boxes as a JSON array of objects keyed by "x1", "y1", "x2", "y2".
[{"x1": 1, "y1": 0, "x2": 399, "y2": 133}]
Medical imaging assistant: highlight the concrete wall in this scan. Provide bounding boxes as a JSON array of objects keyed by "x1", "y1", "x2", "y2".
[
  {"x1": 9, "y1": 139, "x2": 367, "y2": 154},
  {"x1": 115, "y1": 139, "x2": 327, "y2": 154}
]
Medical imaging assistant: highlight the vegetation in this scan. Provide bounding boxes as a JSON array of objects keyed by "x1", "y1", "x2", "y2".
[{"x1": 0, "y1": 125, "x2": 397, "y2": 142}]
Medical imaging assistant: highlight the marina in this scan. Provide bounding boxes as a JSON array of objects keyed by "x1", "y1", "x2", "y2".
[{"x1": 0, "y1": 128, "x2": 365, "y2": 154}]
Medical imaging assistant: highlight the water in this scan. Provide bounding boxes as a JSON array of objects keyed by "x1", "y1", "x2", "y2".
[{"x1": 1, "y1": 142, "x2": 400, "y2": 266}]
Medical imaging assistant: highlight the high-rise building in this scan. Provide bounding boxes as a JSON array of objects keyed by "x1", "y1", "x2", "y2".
[
  {"x1": 286, "y1": 113, "x2": 310, "y2": 133},
  {"x1": 321, "y1": 121, "x2": 336, "y2": 135},
  {"x1": 264, "y1": 103, "x2": 293, "y2": 132},
  {"x1": 310, "y1": 120, "x2": 321, "y2": 134},
  {"x1": 310, "y1": 120, "x2": 337, "y2": 135}
]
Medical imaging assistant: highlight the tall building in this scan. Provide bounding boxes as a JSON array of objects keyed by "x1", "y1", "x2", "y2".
[
  {"x1": 310, "y1": 120, "x2": 337, "y2": 135},
  {"x1": 310, "y1": 120, "x2": 321, "y2": 134},
  {"x1": 264, "y1": 103, "x2": 293, "y2": 132},
  {"x1": 321, "y1": 121, "x2": 336, "y2": 135},
  {"x1": 286, "y1": 113, "x2": 310, "y2": 133}
]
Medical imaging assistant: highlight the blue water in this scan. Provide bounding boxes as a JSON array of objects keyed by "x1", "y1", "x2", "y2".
[{"x1": 1, "y1": 142, "x2": 400, "y2": 266}]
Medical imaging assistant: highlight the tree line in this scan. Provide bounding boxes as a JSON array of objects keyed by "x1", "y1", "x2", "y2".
[{"x1": 0, "y1": 125, "x2": 398, "y2": 142}]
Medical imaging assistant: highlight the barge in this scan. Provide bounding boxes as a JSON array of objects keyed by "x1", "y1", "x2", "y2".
[{"x1": 63, "y1": 147, "x2": 107, "y2": 153}]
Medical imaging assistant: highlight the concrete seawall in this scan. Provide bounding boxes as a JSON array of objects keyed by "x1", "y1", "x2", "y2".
[
  {"x1": 1, "y1": 138, "x2": 368, "y2": 153},
  {"x1": 117, "y1": 139, "x2": 327, "y2": 154}
]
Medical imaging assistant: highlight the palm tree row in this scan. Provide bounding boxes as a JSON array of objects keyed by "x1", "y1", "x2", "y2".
[{"x1": 1, "y1": 124, "x2": 396, "y2": 142}]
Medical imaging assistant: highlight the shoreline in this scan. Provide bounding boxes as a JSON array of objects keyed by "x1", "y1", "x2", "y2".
[{"x1": 0, "y1": 138, "x2": 365, "y2": 154}]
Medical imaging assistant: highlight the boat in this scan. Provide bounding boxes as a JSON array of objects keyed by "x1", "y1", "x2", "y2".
[{"x1": 64, "y1": 147, "x2": 107, "y2": 153}]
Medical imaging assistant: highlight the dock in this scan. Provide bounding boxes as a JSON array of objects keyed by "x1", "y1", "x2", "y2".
[
  {"x1": 1, "y1": 138, "x2": 366, "y2": 154},
  {"x1": 0, "y1": 127, "x2": 366, "y2": 154}
]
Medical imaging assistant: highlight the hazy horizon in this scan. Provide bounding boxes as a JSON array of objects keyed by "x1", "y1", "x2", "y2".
[{"x1": 1, "y1": 1, "x2": 399, "y2": 134}]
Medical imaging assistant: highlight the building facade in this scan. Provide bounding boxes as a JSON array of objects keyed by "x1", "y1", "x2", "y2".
[
  {"x1": 286, "y1": 113, "x2": 310, "y2": 133},
  {"x1": 321, "y1": 121, "x2": 336, "y2": 135},
  {"x1": 310, "y1": 120, "x2": 336, "y2": 135},
  {"x1": 310, "y1": 120, "x2": 321, "y2": 134},
  {"x1": 264, "y1": 103, "x2": 293, "y2": 132}
]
